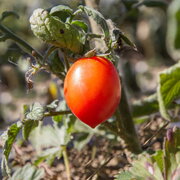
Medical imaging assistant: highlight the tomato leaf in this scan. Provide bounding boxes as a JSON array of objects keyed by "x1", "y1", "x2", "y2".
[
  {"x1": 115, "y1": 127, "x2": 180, "y2": 180},
  {"x1": 132, "y1": 94, "x2": 159, "y2": 118},
  {"x1": 1, "y1": 122, "x2": 22, "y2": 176},
  {"x1": 157, "y1": 62, "x2": 180, "y2": 120},
  {"x1": 50, "y1": 5, "x2": 73, "y2": 22},
  {"x1": 71, "y1": 20, "x2": 88, "y2": 33},
  {"x1": 46, "y1": 99, "x2": 59, "y2": 111},
  {"x1": 167, "y1": 0, "x2": 180, "y2": 60},
  {"x1": 10, "y1": 163, "x2": 45, "y2": 180},
  {"x1": 29, "y1": 122, "x2": 71, "y2": 165},
  {"x1": 164, "y1": 128, "x2": 180, "y2": 180},
  {"x1": 22, "y1": 120, "x2": 39, "y2": 140},
  {"x1": 78, "y1": 5, "x2": 110, "y2": 40},
  {"x1": 24, "y1": 103, "x2": 45, "y2": 121},
  {"x1": 30, "y1": 8, "x2": 85, "y2": 53},
  {"x1": 22, "y1": 103, "x2": 44, "y2": 140},
  {"x1": 47, "y1": 50, "x2": 65, "y2": 80},
  {"x1": 115, "y1": 171, "x2": 134, "y2": 180}
]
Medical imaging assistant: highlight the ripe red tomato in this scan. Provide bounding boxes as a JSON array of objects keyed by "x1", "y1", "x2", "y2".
[{"x1": 64, "y1": 56, "x2": 121, "y2": 128}]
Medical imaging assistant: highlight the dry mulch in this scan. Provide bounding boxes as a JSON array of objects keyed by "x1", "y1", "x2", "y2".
[{"x1": 2, "y1": 115, "x2": 167, "y2": 180}]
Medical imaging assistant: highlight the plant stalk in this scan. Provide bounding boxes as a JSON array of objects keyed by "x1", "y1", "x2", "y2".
[
  {"x1": 44, "y1": 110, "x2": 71, "y2": 117},
  {"x1": 115, "y1": 80, "x2": 142, "y2": 154},
  {"x1": 62, "y1": 146, "x2": 71, "y2": 180},
  {"x1": 0, "y1": 24, "x2": 43, "y2": 62}
]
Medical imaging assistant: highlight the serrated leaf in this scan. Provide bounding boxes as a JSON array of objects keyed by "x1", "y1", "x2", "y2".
[
  {"x1": 115, "y1": 127, "x2": 180, "y2": 180},
  {"x1": 24, "y1": 103, "x2": 45, "y2": 121},
  {"x1": 10, "y1": 163, "x2": 45, "y2": 180},
  {"x1": 0, "y1": 11, "x2": 19, "y2": 21},
  {"x1": 164, "y1": 128, "x2": 180, "y2": 180},
  {"x1": 29, "y1": 122, "x2": 71, "y2": 151},
  {"x1": 167, "y1": 0, "x2": 180, "y2": 60},
  {"x1": 46, "y1": 99, "x2": 60, "y2": 110},
  {"x1": 1, "y1": 122, "x2": 22, "y2": 176},
  {"x1": 157, "y1": 62, "x2": 180, "y2": 120},
  {"x1": 29, "y1": 122, "x2": 70, "y2": 166},
  {"x1": 30, "y1": 8, "x2": 85, "y2": 53},
  {"x1": 22, "y1": 120, "x2": 39, "y2": 140},
  {"x1": 50, "y1": 5, "x2": 73, "y2": 22},
  {"x1": 34, "y1": 147, "x2": 61, "y2": 166},
  {"x1": 71, "y1": 20, "x2": 88, "y2": 33},
  {"x1": 78, "y1": 5, "x2": 110, "y2": 39}
]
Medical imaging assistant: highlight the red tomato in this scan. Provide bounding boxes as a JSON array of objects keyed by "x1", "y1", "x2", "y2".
[{"x1": 64, "y1": 56, "x2": 121, "y2": 128}]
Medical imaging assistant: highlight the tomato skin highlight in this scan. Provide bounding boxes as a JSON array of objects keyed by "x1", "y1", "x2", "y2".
[{"x1": 64, "y1": 56, "x2": 121, "y2": 128}]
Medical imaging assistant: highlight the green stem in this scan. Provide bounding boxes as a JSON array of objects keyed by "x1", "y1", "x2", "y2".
[
  {"x1": 63, "y1": 52, "x2": 70, "y2": 72},
  {"x1": 116, "y1": 79, "x2": 142, "y2": 154},
  {"x1": 44, "y1": 110, "x2": 71, "y2": 117},
  {"x1": 62, "y1": 146, "x2": 71, "y2": 180},
  {"x1": 0, "y1": 23, "x2": 43, "y2": 62}
]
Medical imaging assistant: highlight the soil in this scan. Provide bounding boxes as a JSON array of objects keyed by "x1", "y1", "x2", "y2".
[{"x1": 1, "y1": 115, "x2": 166, "y2": 180}]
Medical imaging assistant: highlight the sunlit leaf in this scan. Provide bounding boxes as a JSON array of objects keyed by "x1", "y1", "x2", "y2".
[
  {"x1": 22, "y1": 120, "x2": 39, "y2": 140},
  {"x1": 10, "y1": 163, "x2": 45, "y2": 180},
  {"x1": 115, "y1": 127, "x2": 180, "y2": 180},
  {"x1": 71, "y1": 20, "x2": 88, "y2": 33},
  {"x1": 50, "y1": 5, "x2": 73, "y2": 22},
  {"x1": 157, "y1": 62, "x2": 180, "y2": 120},
  {"x1": 30, "y1": 8, "x2": 85, "y2": 53},
  {"x1": 24, "y1": 103, "x2": 45, "y2": 121},
  {"x1": 1, "y1": 122, "x2": 22, "y2": 176},
  {"x1": 78, "y1": 6, "x2": 110, "y2": 39}
]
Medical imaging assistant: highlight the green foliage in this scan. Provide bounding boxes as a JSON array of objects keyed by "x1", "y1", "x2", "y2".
[
  {"x1": 29, "y1": 120, "x2": 72, "y2": 166},
  {"x1": 47, "y1": 50, "x2": 66, "y2": 80},
  {"x1": 49, "y1": 5, "x2": 73, "y2": 22},
  {"x1": 23, "y1": 103, "x2": 45, "y2": 122},
  {"x1": 167, "y1": 0, "x2": 180, "y2": 60},
  {"x1": 157, "y1": 61, "x2": 180, "y2": 120},
  {"x1": 23, "y1": 120, "x2": 39, "y2": 140},
  {"x1": 1, "y1": 3, "x2": 180, "y2": 179},
  {"x1": 29, "y1": 6, "x2": 86, "y2": 54},
  {"x1": 22, "y1": 103, "x2": 45, "y2": 139},
  {"x1": 132, "y1": 94, "x2": 159, "y2": 118},
  {"x1": 115, "y1": 127, "x2": 180, "y2": 180},
  {"x1": 71, "y1": 20, "x2": 88, "y2": 33},
  {"x1": 111, "y1": 29, "x2": 136, "y2": 49},
  {"x1": 10, "y1": 164, "x2": 45, "y2": 180},
  {"x1": 1, "y1": 122, "x2": 22, "y2": 176},
  {"x1": 77, "y1": 5, "x2": 110, "y2": 39}
]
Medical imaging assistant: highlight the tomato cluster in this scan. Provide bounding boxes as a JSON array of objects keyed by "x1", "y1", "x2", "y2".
[{"x1": 64, "y1": 56, "x2": 121, "y2": 128}]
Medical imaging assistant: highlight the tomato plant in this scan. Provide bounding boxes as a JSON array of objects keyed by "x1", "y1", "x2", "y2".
[
  {"x1": 64, "y1": 56, "x2": 121, "y2": 128},
  {"x1": 0, "y1": 1, "x2": 180, "y2": 180}
]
